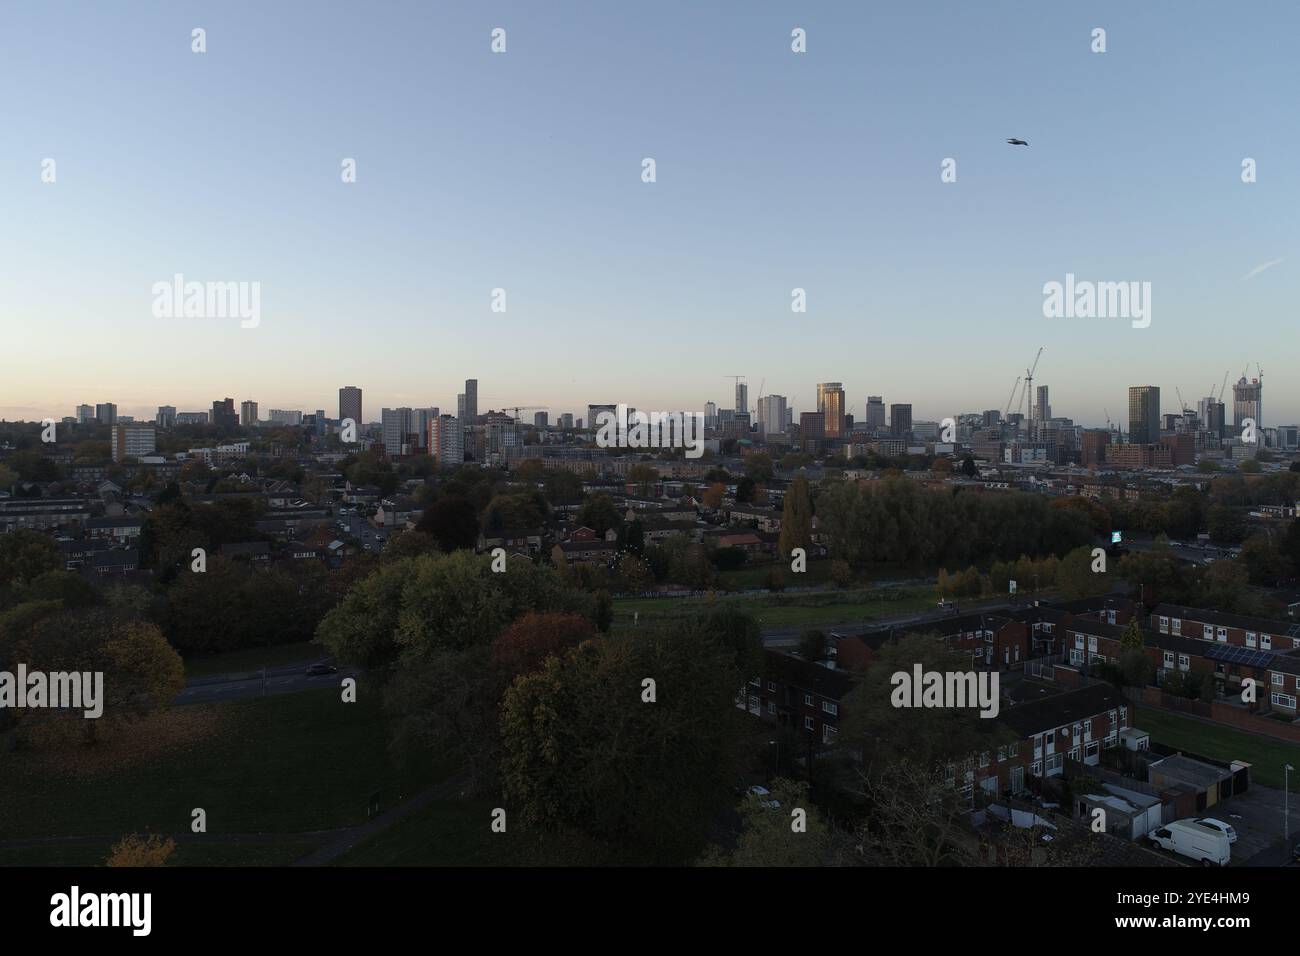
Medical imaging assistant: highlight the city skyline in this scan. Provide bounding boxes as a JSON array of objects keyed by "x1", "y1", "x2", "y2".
[{"x1": 3, "y1": 2, "x2": 1298, "y2": 424}]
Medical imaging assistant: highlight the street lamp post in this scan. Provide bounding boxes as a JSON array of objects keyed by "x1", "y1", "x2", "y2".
[{"x1": 770, "y1": 739, "x2": 779, "y2": 776}]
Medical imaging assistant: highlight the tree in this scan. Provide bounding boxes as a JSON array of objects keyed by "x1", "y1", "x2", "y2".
[
  {"x1": 0, "y1": 530, "x2": 62, "y2": 589},
  {"x1": 735, "y1": 476, "x2": 756, "y2": 504},
  {"x1": 779, "y1": 475, "x2": 813, "y2": 558},
  {"x1": 575, "y1": 494, "x2": 622, "y2": 537},
  {"x1": 698, "y1": 778, "x2": 848, "y2": 866},
  {"x1": 1119, "y1": 646, "x2": 1153, "y2": 687},
  {"x1": 106, "y1": 833, "x2": 176, "y2": 867},
  {"x1": 1055, "y1": 546, "x2": 1109, "y2": 600},
  {"x1": 1119, "y1": 617, "x2": 1143, "y2": 651},
  {"x1": 382, "y1": 529, "x2": 440, "y2": 561},
  {"x1": 799, "y1": 629, "x2": 827, "y2": 662},
  {"x1": 1239, "y1": 459, "x2": 1262, "y2": 474},
  {"x1": 500, "y1": 627, "x2": 745, "y2": 862},
  {"x1": 700, "y1": 483, "x2": 726, "y2": 510},
  {"x1": 830, "y1": 559, "x2": 854, "y2": 589},
  {"x1": 491, "y1": 611, "x2": 598, "y2": 683},
  {"x1": 764, "y1": 565, "x2": 786, "y2": 592},
  {"x1": 961, "y1": 456, "x2": 977, "y2": 478},
  {"x1": 416, "y1": 496, "x2": 480, "y2": 551}
]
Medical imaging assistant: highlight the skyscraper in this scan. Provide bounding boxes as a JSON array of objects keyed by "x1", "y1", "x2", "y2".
[
  {"x1": 1034, "y1": 385, "x2": 1051, "y2": 423},
  {"x1": 735, "y1": 382, "x2": 748, "y2": 415},
  {"x1": 212, "y1": 398, "x2": 237, "y2": 429},
  {"x1": 1127, "y1": 386, "x2": 1160, "y2": 444},
  {"x1": 890, "y1": 404, "x2": 912, "y2": 439},
  {"x1": 431, "y1": 414, "x2": 464, "y2": 467},
  {"x1": 816, "y1": 383, "x2": 845, "y2": 438},
  {"x1": 156, "y1": 406, "x2": 177, "y2": 428},
  {"x1": 865, "y1": 396, "x2": 886, "y2": 432},
  {"x1": 111, "y1": 424, "x2": 155, "y2": 463},
  {"x1": 464, "y1": 379, "x2": 478, "y2": 424},
  {"x1": 757, "y1": 395, "x2": 788, "y2": 437},
  {"x1": 382, "y1": 407, "x2": 414, "y2": 455},
  {"x1": 95, "y1": 402, "x2": 117, "y2": 425},
  {"x1": 240, "y1": 400, "x2": 258, "y2": 427},
  {"x1": 1233, "y1": 375, "x2": 1262, "y2": 433},
  {"x1": 339, "y1": 386, "x2": 362, "y2": 425}
]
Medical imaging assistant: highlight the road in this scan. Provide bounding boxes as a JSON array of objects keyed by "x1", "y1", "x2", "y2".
[
  {"x1": 177, "y1": 661, "x2": 356, "y2": 705},
  {"x1": 759, "y1": 599, "x2": 1017, "y2": 647}
]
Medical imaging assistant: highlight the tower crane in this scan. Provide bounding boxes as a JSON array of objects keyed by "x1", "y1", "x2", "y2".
[
  {"x1": 1004, "y1": 376, "x2": 1021, "y2": 420},
  {"x1": 1024, "y1": 347, "x2": 1044, "y2": 423}
]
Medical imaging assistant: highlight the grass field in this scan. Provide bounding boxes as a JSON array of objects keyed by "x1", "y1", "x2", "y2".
[
  {"x1": 715, "y1": 559, "x2": 937, "y2": 590},
  {"x1": 614, "y1": 586, "x2": 939, "y2": 630},
  {"x1": 184, "y1": 640, "x2": 326, "y2": 678},
  {"x1": 1135, "y1": 705, "x2": 1300, "y2": 789},
  {"x1": 0, "y1": 687, "x2": 449, "y2": 862}
]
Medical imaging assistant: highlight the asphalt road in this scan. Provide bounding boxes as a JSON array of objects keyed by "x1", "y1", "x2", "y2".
[
  {"x1": 759, "y1": 600, "x2": 1017, "y2": 647},
  {"x1": 177, "y1": 662, "x2": 357, "y2": 704}
]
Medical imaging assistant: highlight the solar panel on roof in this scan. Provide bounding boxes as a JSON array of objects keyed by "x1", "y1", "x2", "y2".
[{"x1": 1206, "y1": 644, "x2": 1274, "y2": 668}]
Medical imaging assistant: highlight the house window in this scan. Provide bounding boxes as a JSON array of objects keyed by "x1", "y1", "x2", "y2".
[
  {"x1": 1031, "y1": 761, "x2": 1042, "y2": 777},
  {"x1": 1272, "y1": 672, "x2": 1283, "y2": 686},
  {"x1": 1069, "y1": 747, "x2": 1080, "y2": 761},
  {"x1": 822, "y1": 701, "x2": 838, "y2": 716},
  {"x1": 1104, "y1": 733, "x2": 1117, "y2": 748},
  {"x1": 767, "y1": 702, "x2": 776, "y2": 716},
  {"x1": 1163, "y1": 651, "x2": 1174, "y2": 668},
  {"x1": 1070, "y1": 648, "x2": 1084, "y2": 665},
  {"x1": 804, "y1": 716, "x2": 814, "y2": 731},
  {"x1": 1084, "y1": 719, "x2": 1092, "y2": 738},
  {"x1": 1247, "y1": 632, "x2": 1258, "y2": 648},
  {"x1": 1088, "y1": 636, "x2": 1098, "y2": 652},
  {"x1": 1172, "y1": 618, "x2": 1181, "y2": 635},
  {"x1": 1217, "y1": 627, "x2": 1227, "y2": 643},
  {"x1": 1262, "y1": 635, "x2": 1272, "y2": 650},
  {"x1": 804, "y1": 693, "x2": 813, "y2": 706},
  {"x1": 979, "y1": 752, "x2": 989, "y2": 768},
  {"x1": 1203, "y1": 625, "x2": 1213, "y2": 640},
  {"x1": 822, "y1": 724, "x2": 837, "y2": 744},
  {"x1": 1158, "y1": 616, "x2": 1169, "y2": 632},
  {"x1": 1033, "y1": 734, "x2": 1043, "y2": 756},
  {"x1": 1074, "y1": 635, "x2": 1084, "y2": 649},
  {"x1": 1178, "y1": 654, "x2": 1190, "y2": 671},
  {"x1": 748, "y1": 695, "x2": 760, "y2": 715},
  {"x1": 749, "y1": 677, "x2": 760, "y2": 686},
  {"x1": 1119, "y1": 706, "x2": 1128, "y2": 728},
  {"x1": 1272, "y1": 693, "x2": 1297, "y2": 710},
  {"x1": 1107, "y1": 611, "x2": 1117, "y2": 625},
  {"x1": 767, "y1": 681, "x2": 776, "y2": 692}
]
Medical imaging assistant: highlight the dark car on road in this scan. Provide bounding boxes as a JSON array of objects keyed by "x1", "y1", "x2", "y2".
[{"x1": 304, "y1": 663, "x2": 338, "y2": 676}]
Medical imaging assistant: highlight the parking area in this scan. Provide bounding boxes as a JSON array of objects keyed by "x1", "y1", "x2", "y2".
[{"x1": 1212, "y1": 784, "x2": 1300, "y2": 865}]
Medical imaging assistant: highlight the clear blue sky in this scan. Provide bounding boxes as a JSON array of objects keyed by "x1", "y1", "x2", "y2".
[{"x1": 1, "y1": 0, "x2": 1296, "y2": 427}]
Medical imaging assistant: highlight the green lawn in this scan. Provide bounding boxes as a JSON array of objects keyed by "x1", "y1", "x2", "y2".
[
  {"x1": 716, "y1": 559, "x2": 937, "y2": 590},
  {"x1": 614, "y1": 586, "x2": 939, "y2": 630},
  {"x1": 1134, "y1": 705, "x2": 1300, "y2": 789},
  {"x1": 184, "y1": 640, "x2": 326, "y2": 678},
  {"x1": 0, "y1": 687, "x2": 449, "y2": 853},
  {"x1": 332, "y1": 799, "x2": 615, "y2": 867}
]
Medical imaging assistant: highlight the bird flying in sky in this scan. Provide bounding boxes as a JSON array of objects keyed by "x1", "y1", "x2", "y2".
[{"x1": 1006, "y1": 138, "x2": 1028, "y2": 146}]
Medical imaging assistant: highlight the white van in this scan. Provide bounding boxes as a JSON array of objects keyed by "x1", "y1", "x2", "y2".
[{"x1": 1147, "y1": 820, "x2": 1231, "y2": 866}]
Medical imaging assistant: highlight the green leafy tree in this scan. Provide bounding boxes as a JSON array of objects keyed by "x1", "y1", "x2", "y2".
[{"x1": 779, "y1": 475, "x2": 813, "y2": 559}]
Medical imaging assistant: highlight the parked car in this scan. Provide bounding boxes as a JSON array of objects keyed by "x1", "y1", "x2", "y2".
[
  {"x1": 304, "y1": 663, "x2": 338, "y2": 676},
  {"x1": 1148, "y1": 821, "x2": 1230, "y2": 866},
  {"x1": 1194, "y1": 818, "x2": 1238, "y2": 844},
  {"x1": 746, "y1": 786, "x2": 780, "y2": 810}
]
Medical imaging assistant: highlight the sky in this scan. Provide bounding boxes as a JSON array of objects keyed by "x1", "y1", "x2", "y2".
[{"x1": 1, "y1": 1, "x2": 1296, "y2": 428}]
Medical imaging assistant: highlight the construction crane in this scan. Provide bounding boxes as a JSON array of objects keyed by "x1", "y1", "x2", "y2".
[
  {"x1": 1024, "y1": 347, "x2": 1044, "y2": 423},
  {"x1": 1003, "y1": 376, "x2": 1021, "y2": 420},
  {"x1": 498, "y1": 404, "x2": 549, "y2": 423},
  {"x1": 1218, "y1": 370, "x2": 1230, "y2": 403},
  {"x1": 1175, "y1": 387, "x2": 1189, "y2": 416}
]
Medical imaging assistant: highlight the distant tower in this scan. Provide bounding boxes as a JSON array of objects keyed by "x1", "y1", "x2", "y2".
[
  {"x1": 464, "y1": 379, "x2": 479, "y2": 424},
  {"x1": 735, "y1": 381, "x2": 748, "y2": 415},
  {"x1": 1127, "y1": 386, "x2": 1160, "y2": 444},
  {"x1": 816, "y1": 383, "x2": 845, "y2": 438},
  {"x1": 339, "y1": 386, "x2": 362, "y2": 425}
]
